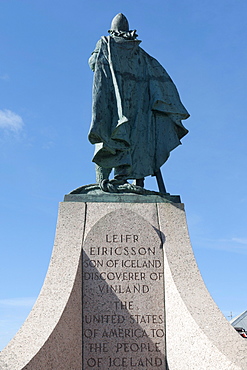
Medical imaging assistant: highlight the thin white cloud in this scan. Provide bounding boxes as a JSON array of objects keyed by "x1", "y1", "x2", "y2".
[
  {"x1": 0, "y1": 74, "x2": 9, "y2": 81},
  {"x1": 42, "y1": 140, "x2": 55, "y2": 150},
  {"x1": 231, "y1": 237, "x2": 247, "y2": 245},
  {"x1": 0, "y1": 297, "x2": 35, "y2": 307},
  {"x1": 0, "y1": 109, "x2": 24, "y2": 133},
  {"x1": 194, "y1": 236, "x2": 247, "y2": 255}
]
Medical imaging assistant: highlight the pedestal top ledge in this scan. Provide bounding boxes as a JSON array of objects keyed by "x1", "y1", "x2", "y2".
[{"x1": 64, "y1": 192, "x2": 181, "y2": 204}]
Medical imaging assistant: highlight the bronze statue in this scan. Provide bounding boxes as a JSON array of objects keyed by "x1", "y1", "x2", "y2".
[{"x1": 88, "y1": 13, "x2": 189, "y2": 193}]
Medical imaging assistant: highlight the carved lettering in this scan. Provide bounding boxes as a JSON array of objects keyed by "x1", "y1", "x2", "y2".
[
  {"x1": 106, "y1": 234, "x2": 139, "y2": 243},
  {"x1": 98, "y1": 284, "x2": 149, "y2": 294},
  {"x1": 114, "y1": 301, "x2": 134, "y2": 310},
  {"x1": 83, "y1": 315, "x2": 125, "y2": 324},
  {"x1": 115, "y1": 342, "x2": 161, "y2": 353},
  {"x1": 101, "y1": 328, "x2": 148, "y2": 338},
  {"x1": 83, "y1": 221, "x2": 166, "y2": 368},
  {"x1": 87, "y1": 358, "x2": 103, "y2": 367},
  {"x1": 109, "y1": 357, "x2": 163, "y2": 367},
  {"x1": 89, "y1": 343, "x2": 108, "y2": 353},
  {"x1": 130, "y1": 315, "x2": 163, "y2": 324},
  {"x1": 84, "y1": 271, "x2": 146, "y2": 281},
  {"x1": 89, "y1": 246, "x2": 155, "y2": 256}
]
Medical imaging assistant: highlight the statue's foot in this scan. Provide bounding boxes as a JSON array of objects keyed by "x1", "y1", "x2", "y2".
[
  {"x1": 99, "y1": 179, "x2": 115, "y2": 192},
  {"x1": 109, "y1": 178, "x2": 128, "y2": 186},
  {"x1": 99, "y1": 178, "x2": 129, "y2": 192}
]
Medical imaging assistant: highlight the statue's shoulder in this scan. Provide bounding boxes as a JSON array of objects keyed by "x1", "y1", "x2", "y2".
[
  {"x1": 138, "y1": 47, "x2": 171, "y2": 79},
  {"x1": 89, "y1": 37, "x2": 110, "y2": 71},
  {"x1": 139, "y1": 47, "x2": 162, "y2": 67},
  {"x1": 92, "y1": 36, "x2": 109, "y2": 51},
  {"x1": 101, "y1": 36, "x2": 109, "y2": 42},
  {"x1": 96, "y1": 36, "x2": 111, "y2": 53},
  {"x1": 91, "y1": 37, "x2": 109, "y2": 57}
]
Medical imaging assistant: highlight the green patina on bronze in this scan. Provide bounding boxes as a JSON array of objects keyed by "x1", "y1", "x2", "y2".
[{"x1": 88, "y1": 13, "x2": 189, "y2": 192}]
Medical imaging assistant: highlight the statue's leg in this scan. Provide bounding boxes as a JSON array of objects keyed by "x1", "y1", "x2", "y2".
[
  {"x1": 95, "y1": 164, "x2": 112, "y2": 184},
  {"x1": 133, "y1": 178, "x2": 145, "y2": 188},
  {"x1": 112, "y1": 165, "x2": 131, "y2": 184}
]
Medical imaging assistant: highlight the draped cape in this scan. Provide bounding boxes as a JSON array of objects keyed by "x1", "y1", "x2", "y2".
[{"x1": 88, "y1": 36, "x2": 189, "y2": 179}]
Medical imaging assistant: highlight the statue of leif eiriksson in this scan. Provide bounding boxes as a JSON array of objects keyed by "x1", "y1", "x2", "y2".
[{"x1": 88, "y1": 13, "x2": 189, "y2": 194}]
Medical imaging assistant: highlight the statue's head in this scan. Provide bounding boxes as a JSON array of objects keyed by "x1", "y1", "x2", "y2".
[
  {"x1": 108, "y1": 13, "x2": 138, "y2": 40},
  {"x1": 110, "y1": 13, "x2": 129, "y2": 32}
]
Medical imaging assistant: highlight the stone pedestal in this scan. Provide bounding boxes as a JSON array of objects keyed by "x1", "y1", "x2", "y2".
[
  {"x1": 83, "y1": 207, "x2": 166, "y2": 368},
  {"x1": 0, "y1": 198, "x2": 246, "y2": 369}
]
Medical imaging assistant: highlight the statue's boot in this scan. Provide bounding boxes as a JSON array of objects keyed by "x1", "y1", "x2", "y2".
[
  {"x1": 95, "y1": 165, "x2": 112, "y2": 183},
  {"x1": 111, "y1": 165, "x2": 131, "y2": 185}
]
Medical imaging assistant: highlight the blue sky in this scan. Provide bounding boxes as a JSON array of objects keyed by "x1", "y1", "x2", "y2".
[{"x1": 1, "y1": 0, "x2": 247, "y2": 350}]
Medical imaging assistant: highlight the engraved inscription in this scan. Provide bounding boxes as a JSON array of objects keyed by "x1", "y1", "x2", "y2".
[{"x1": 83, "y1": 210, "x2": 166, "y2": 368}]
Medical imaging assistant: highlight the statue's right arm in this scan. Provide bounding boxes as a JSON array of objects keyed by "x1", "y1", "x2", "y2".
[{"x1": 88, "y1": 39, "x2": 101, "y2": 72}]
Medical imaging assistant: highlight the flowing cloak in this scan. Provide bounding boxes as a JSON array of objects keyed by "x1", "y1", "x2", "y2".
[{"x1": 88, "y1": 36, "x2": 189, "y2": 179}]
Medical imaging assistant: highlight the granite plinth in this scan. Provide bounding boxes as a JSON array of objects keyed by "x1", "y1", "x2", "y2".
[{"x1": 0, "y1": 199, "x2": 246, "y2": 369}]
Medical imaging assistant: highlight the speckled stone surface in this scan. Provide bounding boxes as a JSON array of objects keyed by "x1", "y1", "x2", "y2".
[
  {"x1": 83, "y1": 207, "x2": 166, "y2": 369},
  {"x1": 158, "y1": 202, "x2": 247, "y2": 370},
  {"x1": 0, "y1": 200, "x2": 246, "y2": 369},
  {"x1": 0, "y1": 202, "x2": 85, "y2": 370}
]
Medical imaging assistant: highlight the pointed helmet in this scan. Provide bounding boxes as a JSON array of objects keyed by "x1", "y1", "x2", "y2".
[{"x1": 110, "y1": 13, "x2": 129, "y2": 32}]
